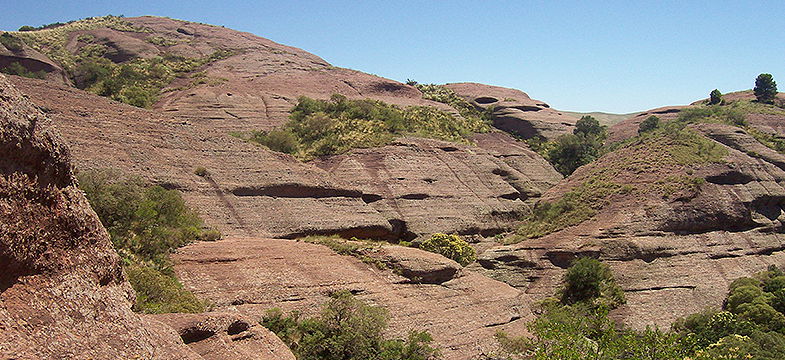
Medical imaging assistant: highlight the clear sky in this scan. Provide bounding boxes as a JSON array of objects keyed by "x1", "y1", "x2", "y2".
[{"x1": 1, "y1": 0, "x2": 783, "y2": 113}]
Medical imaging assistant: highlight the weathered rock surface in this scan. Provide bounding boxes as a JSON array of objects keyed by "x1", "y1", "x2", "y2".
[
  {"x1": 314, "y1": 134, "x2": 562, "y2": 238},
  {"x1": 0, "y1": 73, "x2": 202, "y2": 359},
  {"x1": 445, "y1": 82, "x2": 578, "y2": 140},
  {"x1": 476, "y1": 121, "x2": 785, "y2": 329},
  {"x1": 10, "y1": 76, "x2": 395, "y2": 240},
  {"x1": 375, "y1": 246, "x2": 463, "y2": 284},
  {"x1": 150, "y1": 312, "x2": 295, "y2": 360},
  {"x1": 173, "y1": 238, "x2": 533, "y2": 360}
]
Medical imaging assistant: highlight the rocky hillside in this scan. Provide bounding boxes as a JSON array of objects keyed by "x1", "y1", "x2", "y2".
[
  {"x1": 0, "y1": 73, "x2": 293, "y2": 359},
  {"x1": 477, "y1": 96, "x2": 785, "y2": 329},
  {"x1": 3, "y1": 16, "x2": 570, "y2": 240},
  {"x1": 5, "y1": 13, "x2": 785, "y2": 360}
]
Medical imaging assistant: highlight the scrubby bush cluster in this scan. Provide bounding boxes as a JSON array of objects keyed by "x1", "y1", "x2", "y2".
[
  {"x1": 73, "y1": 50, "x2": 233, "y2": 108},
  {"x1": 672, "y1": 265, "x2": 785, "y2": 359},
  {"x1": 0, "y1": 62, "x2": 47, "y2": 79},
  {"x1": 560, "y1": 257, "x2": 625, "y2": 309},
  {"x1": 262, "y1": 290, "x2": 440, "y2": 360},
  {"x1": 528, "y1": 116, "x2": 607, "y2": 176},
  {"x1": 247, "y1": 94, "x2": 490, "y2": 160},
  {"x1": 638, "y1": 115, "x2": 660, "y2": 134},
  {"x1": 419, "y1": 233, "x2": 476, "y2": 266},
  {"x1": 78, "y1": 168, "x2": 219, "y2": 313},
  {"x1": 414, "y1": 83, "x2": 493, "y2": 124}
]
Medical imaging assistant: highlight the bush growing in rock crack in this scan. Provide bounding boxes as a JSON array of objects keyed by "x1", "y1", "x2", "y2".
[{"x1": 419, "y1": 233, "x2": 476, "y2": 266}]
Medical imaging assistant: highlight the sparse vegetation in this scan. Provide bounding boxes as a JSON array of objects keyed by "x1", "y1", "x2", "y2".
[
  {"x1": 193, "y1": 166, "x2": 208, "y2": 177},
  {"x1": 262, "y1": 290, "x2": 441, "y2": 360},
  {"x1": 72, "y1": 50, "x2": 234, "y2": 107},
  {"x1": 77, "y1": 168, "x2": 218, "y2": 313},
  {"x1": 419, "y1": 233, "x2": 476, "y2": 266},
  {"x1": 754, "y1": 73, "x2": 778, "y2": 104},
  {"x1": 245, "y1": 94, "x2": 490, "y2": 160},
  {"x1": 300, "y1": 235, "x2": 388, "y2": 270},
  {"x1": 527, "y1": 116, "x2": 608, "y2": 176},
  {"x1": 145, "y1": 35, "x2": 178, "y2": 47},
  {"x1": 0, "y1": 62, "x2": 47, "y2": 79},
  {"x1": 414, "y1": 83, "x2": 493, "y2": 126}
]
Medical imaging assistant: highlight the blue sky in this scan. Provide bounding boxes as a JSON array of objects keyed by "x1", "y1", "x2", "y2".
[{"x1": 1, "y1": 1, "x2": 783, "y2": 113}]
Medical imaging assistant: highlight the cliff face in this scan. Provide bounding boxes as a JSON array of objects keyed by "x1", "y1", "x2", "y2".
[{"x1": 0, "y1": 73, "x2": 201, "y2": 359}]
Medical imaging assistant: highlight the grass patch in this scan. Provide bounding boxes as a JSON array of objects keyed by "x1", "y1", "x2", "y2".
[
  {"x1": 146, "y1": 35, "x2": 178, "y2": 47},
  {"x1": 243, "y1": 94, "x2": 490, "y2": 160},
  {"x1": 513, "y1": 175, "x2": 632, "y2": 241},
  {"x1": 0, "y1": 33, "x2": 24, "y2": 52},
  {"x1": 300, "y1": 235, "x2": 388, "y2": 270},
  {"x1": 78, "y1": 168, "x2": 219, "y2": 313}
]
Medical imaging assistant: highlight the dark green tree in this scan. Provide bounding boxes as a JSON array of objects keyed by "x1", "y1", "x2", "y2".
[
  {"x1": 709, "y1": 89, "x2": 723, "y2": 105},
  {"x1": 754, "y1": 73, "x2": 778, "y2": 104},
  {"x1": 573, "y1": 115, "x2": 604, "y2": 137},
  {"x1": 638, "y1": 115, "x2": 660, "y2": 134}
]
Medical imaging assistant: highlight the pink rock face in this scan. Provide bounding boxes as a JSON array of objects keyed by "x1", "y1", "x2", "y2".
[
  {"x1": 446, "y1": 82, "x2": 578, "y2": 140},
  {"x1": 172, "y1": 238, "x2": 533, "y2": 360}
]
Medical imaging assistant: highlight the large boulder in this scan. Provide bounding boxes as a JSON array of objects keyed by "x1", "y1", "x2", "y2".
[{"x1": 445, "y1": 82, "x2": 578, "y2": 140}]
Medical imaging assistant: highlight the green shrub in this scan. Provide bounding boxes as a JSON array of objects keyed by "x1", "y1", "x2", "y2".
[
  {"x1": 0, "y1": 33, "x2": 24, "y2": 52},
  {"x1": 754, "y1": 73, "x2": 778, "y2": 104},
  {"x1": 496, "y1": 301, "x2": 691, "y2": 360},
  {"x1": 78, "y1": 168, "x2": 219, "y2": 313},
  {"x1": 18, "y1": 25, "x2": 37, "y2": 32},
  {"x1": 709, "y1": 89, "x2": 723, "y2": 105},
  {"x1": 419, "y1": 233, "x2": 476, "y2": 266},
  {"x1": 0, "y1": 62, "x2": 47, "y2": 79},
  {"x1": 262, "y1": 291, "x2": 440, "y2": 360},
  {"x1": 573, "y1": 115, "x2": 604, "y2": 137},
  {"x1": 638, "y1": 115, "x2": 660, "y2": 134},
  {"x1": 546, "y1": 133, "x2": 603, "y2": 175},
  {"x1": 560, "y1": 257, "x2": 625, "y2": 309},
  {"x1": 126, "y1": 264, "x2": 206, "y2": 313},
  {"x1": 414, "y1": 83, "x2": 492, "y2": 126},
  {"x1": 247, "y1": 95, "x2": 489, "y2": 160},
  {"x1": 193, "y1": 166, "x2": 208, "y2": 177}
]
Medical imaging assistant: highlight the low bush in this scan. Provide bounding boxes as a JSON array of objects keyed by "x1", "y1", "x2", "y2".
[
  {"x1": 709, "y1": 89, "x2": 723, "y2": 105},
  {"x1": 78, "y1": 168, "x2": 218, "y2": 313},
  {"x1": 262, "y1": 290, "x2": 440, "y2": 360},
  {"x1": 193, "y1": 166, "x2": 208, "y2": 177},
  {"x1": 247, "y1": 94, "x2": 489, "y2": 160},
  {"x1": 419, "y1": 233, "x2": 476, "y2": 266},
  {"x1": 560, "y1": 257, "x2": 625, "y2": 309}
]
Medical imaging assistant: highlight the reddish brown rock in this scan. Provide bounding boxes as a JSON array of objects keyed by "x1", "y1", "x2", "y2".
[
  {"x1": 173, "y1": 238, "x2": 533, "y2": 360},
  {"x1": 0, "y1": 73, "x2": 201, "y2": 359},
  {"x1": 150, "y1": 312, "x2": 295, "y2": 360},
  {"x1": 10, "y1": 76, "x2": 395, "y2": 240},
  {"x1": 0, "y1": 32, "x2": 69, "y2": 84},
  {"x1": 607, "y1": 105, "x2": 686, "y2": 143},
  {"x1": 375, "y1": 245, "x2": 463, "y2": 284},
  {"x1": 445, "y1": 82, "x2": 578, "y2": 140},
  {"x1": 314, "y1": 135, "x2": 562, "y2": 239}
]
